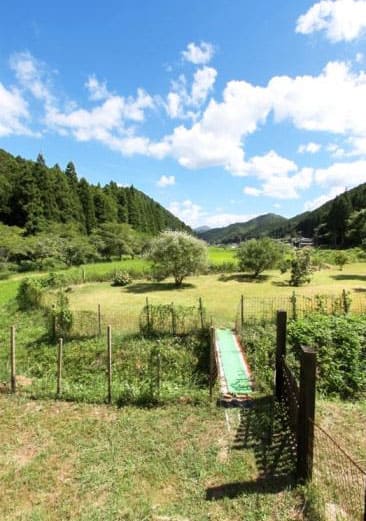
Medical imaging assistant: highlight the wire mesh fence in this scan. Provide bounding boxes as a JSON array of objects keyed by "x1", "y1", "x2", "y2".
[
  {"x1": 235, "y1": 290, "x2": 366, "y2": 326},
  {"x1": 311, "y1": 419, "x2": 366, "y2": 521}
]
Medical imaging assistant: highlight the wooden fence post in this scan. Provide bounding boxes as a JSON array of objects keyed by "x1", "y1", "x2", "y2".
[
  {"x1": 10, "y1": 325, "x2": 16, "y2": 393},
  {"x1": 171, "y1": 303, "x2": 176, "y2": 335},
  {"x1": 82, "y1": 268, "x2": 86, "y2": 283},
  {"x1": 156, "y1": 351, "x2": 161, "y2": 399},
  {"x1": 297, "y1": 346, "x2": 316, "y2": 483},
  {"x1": 107, "y1": 325, "x2": 112, "y2": 404},
  {"x1": 98, "y1": 304, "x2": 102, "y2": 336},
  {"x1": 146, "y1": 297, "x2": 151, "y2": 331},
  {"x1": 240, "y1": 295, "x2": 244, "y2": 330},
  {"x1": 199, "y1": 297, "x2": 205, "y2": 330},
  {"x1": 57, "y1": 337, "x2": 63, "y2": 397},
  {"x1": 209, "y1": 326, "x2": 215, "y2": 401},
  {"x1": 275, "y1": 310, "x2": 287, "y2": 402}
]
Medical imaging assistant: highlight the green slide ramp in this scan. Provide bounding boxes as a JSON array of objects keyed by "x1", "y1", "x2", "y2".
[{"x1": 215, "y1": 328, "x2": 252, "y2": 395}]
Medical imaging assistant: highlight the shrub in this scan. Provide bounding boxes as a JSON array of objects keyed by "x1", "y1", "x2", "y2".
[
  {"x1": 289, "y1": 248, "x2": 313, "y2": 286},
  {"x1": 236, "y1": 238, "x2": 283, "y2": 278},
  {"x1": 48, "y1": 290, "x2": 73, "y2": 340},
  {"x1": 111, "y1": 271, "x2": 132, "y2": 287},
  {"x1": 288, "y1": 313, "x2": 366, "y2": 398},
  {"x1": 16, "y1": 278, "x2": 45, "y2": 310}
]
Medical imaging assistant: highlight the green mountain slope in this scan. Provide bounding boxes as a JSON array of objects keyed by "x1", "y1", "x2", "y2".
[
  {"x1": 197, "y1": 213, "x2": 288, "y2": 243},
  {"x1": 0, "y1": 149, "x2": 190, "y2": 235}
]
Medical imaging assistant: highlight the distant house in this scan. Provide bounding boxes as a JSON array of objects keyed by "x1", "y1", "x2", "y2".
[{"x1": 293, "y1": 237, "x2": 314, "y2": 248}]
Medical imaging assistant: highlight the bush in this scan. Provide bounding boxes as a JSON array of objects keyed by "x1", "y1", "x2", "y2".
[
  {"x1": 16, "y1": 278, "x2": 45, "y2": 310},
  {"x1": 236, "y1": 238, "x2": 283, "y2": 278},
  {"x1": 48, "y1": 290, "x2": 73, "y2": 340},
  {"x1": 111, "y1": 271, "x2": 132, "y2": 287},
  {"x1": 288, "y1": 313, "x2": 366, "y2": 398}
]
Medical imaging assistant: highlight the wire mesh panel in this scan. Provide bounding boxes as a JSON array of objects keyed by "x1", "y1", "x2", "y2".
[
  {"x1": 312, "y1": 419, "x2": 366, "y2": 521},
  {"x1": 282, "y1": 360, "x2": 300, "y2": 436}
]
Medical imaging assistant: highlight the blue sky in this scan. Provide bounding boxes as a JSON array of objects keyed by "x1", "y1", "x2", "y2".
[{"x1": 1, "y1": 0, "x2": 366, "y2": 228}]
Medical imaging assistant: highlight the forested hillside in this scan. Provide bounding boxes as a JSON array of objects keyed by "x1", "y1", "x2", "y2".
[
  {"x1": 197, "y1": 213, "x2": 287, "y2": 243},
  {"x1": 0, "y1": 149, "x2": 189, "y2": 235},
  {"x1": 272, "y1": 183, "x2": 366, "y2": 248}
]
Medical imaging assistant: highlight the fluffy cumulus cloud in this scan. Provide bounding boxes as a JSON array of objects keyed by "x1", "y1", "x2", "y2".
[
  {"x1": 10, "y1": 51, "x2": 54, "y2": 107},
  {"x1": 296, "y1": 0, "x2": 366, "y2": 42},
  {"x1": 0, "y1": 82, "x2": 31, "y2": 136},
  {"x1": 181, "y1": 42, "x2": 215, "y2": 65},
  {"x1": 85, "y1": 75, "x2": 111, "y2": 101},
  {"x1": 168, "y1": 199, "x2": 256, "y2": 228},
  {"x1": 314, "y1": 159, "x2": 366, "y2": 186},
  {"x1": 298, "y1": 142, "x2": 321, "y2": 153},
  {"x1": 157, "y1": 175, "x2": 175, "y2": 187}
]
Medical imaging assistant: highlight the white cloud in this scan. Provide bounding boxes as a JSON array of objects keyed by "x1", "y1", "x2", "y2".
[
  {"x1": 296, "y1": 0, "x2": 366, "y2": 42},
  {"x1": 168, "y1": 200, "x2": 203, "y2": 227},
  {"x1": 204, "y1": 213, "x2": 257, "y2": 228},
  {"x1": 191, "y1": 66, "x2": 217, "y2": 106},
  {"x1": 85, "y1": 75, "x2": 111, "y2": 101},
  {"x1": 157, "y1": 175, "x2": 175, "y2": 187},
  {"x1": 244, "y1": 187, "x2": 261, "y2": 196},
  {"x1": 168, "y1": 199, "x2": 257, "y2": 228},
  {"x1": 314, "y1": 159, "x2": 366, "y2": 186},
  {"x1": 0, "y1": 82, "x2": 31, "y2": 136},
  {"x1": 356, "y1": 52, "x2": 364, "y2": 63},
  {"x1": 182, "y1": 42, "x2": 214, "y2": 65},
  {"x1": 10, "y1": 51, "x2": 54, "y2": 107},
  {"x1": 304, "y1": 185, "x2": 346, "y2": 211},
  {"x1": 298, "y1": 142, "x2": 321, "y2": 153},
  {"x1": 237, "y1": 150, "x2": 297, "y2": 178}
]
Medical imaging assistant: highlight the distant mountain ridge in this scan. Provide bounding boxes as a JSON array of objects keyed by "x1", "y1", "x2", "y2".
[
  {"x1": 197, "y1": 213, "x2": 287, "y2": 243},
  {"x1": 198, "y1": 181, "x2": 366, "y2": 247}
]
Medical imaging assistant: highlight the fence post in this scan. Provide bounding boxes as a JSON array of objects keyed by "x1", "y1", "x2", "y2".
[
  {"x1": 82, "y1": 268, "x2": 86, "y2": 283},
  {"x1": 107, "y1": 325, "x2": 112, "y2": 404},
  {"x1": 199, "y1": 297, "x2": 205, "y2": 330},
  {"x1": 171, "y1": 303, "x2": 176, "y2": 335},
  {"x1": 291, "y1": 291, "x2": 297, "y2": 320},
  {"x1": 98, "y1": 304, "x2": 102, "y2": 336},
  {"x1": 209, "y1": 326, "x2": 215, "y2": 401},
  {"x1": 146, "y1": 297, "x2": 150, "y2": 331},
  {"x1": 240, "y1": 294, "x2": 244, "y2": 330},
  {"x1": 10, "y1": 325, "x2": 16, "y2": 393},
  {"x1": 275, "y1": 310, "x2": 287, "y2": 402},
  {"x1": 297, "y1": 346, "x2": 316, "y2": 483},
  {"x1": 57, "y1": 337, "x2": 63, "y2": 398},
  {"x1": 156, "y1": 351, "x2": 161, "y2": 399}
]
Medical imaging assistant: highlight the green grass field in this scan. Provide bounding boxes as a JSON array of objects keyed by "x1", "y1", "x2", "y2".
[
  {"x1": 0, "y1": 395, "x2": 304, "y2": 521},
  {"x1": 67, "y1": 262, "x2": 366, "y2": 329}
]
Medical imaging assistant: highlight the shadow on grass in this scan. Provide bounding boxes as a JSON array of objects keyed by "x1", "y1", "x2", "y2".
[
  {"x1": 206, "y1": 396, "x2": 297, "y2": 500},
  {"x1": 354, "y1": 287, "x2": 366, "y2": 292},
  {"x1": 331, "y1": 274, "x2": 366, "y2": 282},
  {"x1": 125, "y1": 281, "x2": 196, "y2": 293},
  {"x1": 218, "y1": 273, "x2": 270, "y2": 283},
  {"x1": 271, "y1": 280, "x2": 290, "y2": 287}
]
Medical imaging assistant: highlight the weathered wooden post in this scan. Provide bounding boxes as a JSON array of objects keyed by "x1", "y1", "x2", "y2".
[
  {"x1": 171, "y1": 303, "x2": 176, "y2": 335},
  {"x1": 98, "y1": 304, "x2": 102, "y2": 336},
  {"x1": 146, "y1": 297, "x2": 151, "y2": 331},
  {"x1": 82, "y1": 268, "x2": 86, "y2": 283},
  {"x1": 57, "y1": 337, "x2": 63, "y2": 398},
  {"x1": 107, "y1": 325, "x2": 112, "y2": 404},
  {"x1": 10, "y1": 325, "x2": 16, "y2": 393},
  {"x1": 209, "y1": 326, "x2": 215, "y2": 401},
  {"x1": 156, "y1": 351, "x2": 161, "y2": 399},
  {"x1": 275, "y1": 310, "x2": 287, "y2": 402},
  {"x1": 297, "y1": 346, "x2": 316, "y2": 483},
  {"x1": 199, "y1": 297, "x2": 205, "y2": 331},
  {"x1": 240, "y1": 294, "x2": 244, "y2": 330}
]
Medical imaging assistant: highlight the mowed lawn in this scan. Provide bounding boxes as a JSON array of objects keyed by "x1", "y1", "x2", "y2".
[
  {"x1": 68, "y1": 263, "x2": 366, "y2": 328},
  {"x1": 0, "y1": 395, "x2": 304, "y2": 521}
]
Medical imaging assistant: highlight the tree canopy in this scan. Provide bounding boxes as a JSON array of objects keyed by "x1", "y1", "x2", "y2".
[{"x1": 148, "y1": 231, "x2": 208, "y2": 287}]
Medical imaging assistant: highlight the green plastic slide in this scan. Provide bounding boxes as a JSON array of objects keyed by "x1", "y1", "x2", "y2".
[{"x1": 215, "y1": 328, "x2": 252, "y2": 395}]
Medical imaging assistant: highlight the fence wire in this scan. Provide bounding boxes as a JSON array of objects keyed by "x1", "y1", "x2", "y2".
[{"x1": 311, "y1": 419, "x2": 366, "y2": 521}]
